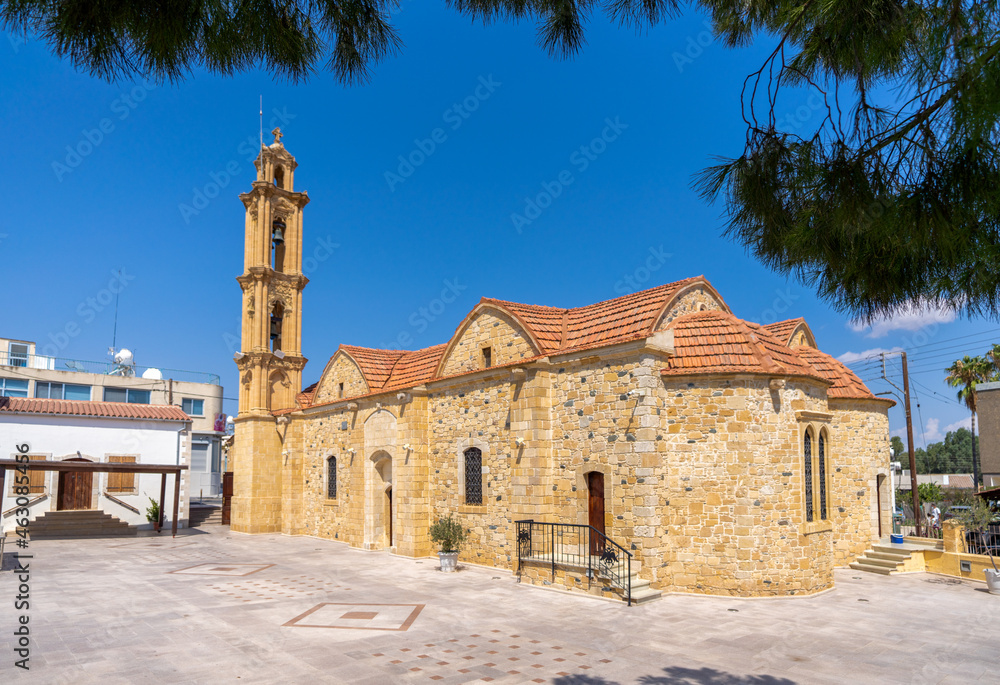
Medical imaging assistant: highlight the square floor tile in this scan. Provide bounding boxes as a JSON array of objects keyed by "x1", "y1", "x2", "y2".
[
  {"x1": 168, "y1": 563, "x2": 273, "y2": 576},
  {"x1": 283, "y1": 603, "x2": 424, "y2": 631}
]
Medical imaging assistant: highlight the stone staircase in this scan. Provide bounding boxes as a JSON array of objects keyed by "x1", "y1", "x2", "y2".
[
  {"x1": 521, "y1": 546, "x2": 662, "y2": 604},
  {"x1": 850, "y1": 537, "x2": 943, "y2": 575},
  {"x1": 13, "y1": 510, "x2": 138, "y2": 539},
  {"x1": 188, "y1": 505, "x2": 223, "y2": 527}
]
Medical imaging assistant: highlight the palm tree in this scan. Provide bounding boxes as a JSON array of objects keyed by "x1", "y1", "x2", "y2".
[{"x1": 944, "y1": 356, "x2": 991, "y2": 490}]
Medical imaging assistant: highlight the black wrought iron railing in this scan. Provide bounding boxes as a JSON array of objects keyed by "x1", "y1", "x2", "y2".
[
  {"x1": 515, "y1": 520, "x2": 633, "y2": 605},
  {"x1": 966, "y1": 524, "x2": 1000, "y2": 556}
]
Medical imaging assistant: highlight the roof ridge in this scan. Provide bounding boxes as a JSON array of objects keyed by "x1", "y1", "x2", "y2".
[
  {"x1": 483, "y1": 276, "x2": 703, "y2": 315},
  {"x1": 730, "y1": 317, "x2": 785, "y2": 374}
]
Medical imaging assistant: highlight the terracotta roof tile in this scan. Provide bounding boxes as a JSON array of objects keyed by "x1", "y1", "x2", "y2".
[
  {"x1": 661, "y1": 311, "x2": 827, "y2": 382},
  {"x1": 479, "y1": 300, "x2": 565, "y2": 353},
  {"x1": 297, "y1": 382, "x2": 319, "y2": 408},
  {"x1": 0, "y1": 397, "x2": 191, "y2": 421},
  {"x1": 340, "y1": 345, "x2": 407, "y2": 390},
  {"x1": 383, "y1": 344, "x2": 447, "y2": 391},
  {"x1": 762, "y1": 318, "x2": 807, "y2": 346},
  {"x1": 565, "y1": 278, "x2": 703, "y2": 350},
  {"x1": 793, "y1": 347, "x2": 880, "y2": 400}
]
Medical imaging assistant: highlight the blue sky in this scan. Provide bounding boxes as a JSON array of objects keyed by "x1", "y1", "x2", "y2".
[{"x1": 2, "y1": 5, "x2": 997, "y2": 451}]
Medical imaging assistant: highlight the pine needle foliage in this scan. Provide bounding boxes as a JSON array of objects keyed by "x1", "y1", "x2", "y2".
[{"x1": 693, "y1": 1, "x2": 1000, "y2": 321}]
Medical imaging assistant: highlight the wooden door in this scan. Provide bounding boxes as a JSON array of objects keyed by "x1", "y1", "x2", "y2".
[
  {"x1": 221, "y1": 472, "x2": 234, "y2": 524},
  {"x1": 588, "y1": 471, "x2": 605, "y2": 554},
  {"x1": 876, "y1": 474, "x2": 885, "y2": 537},
  {"x1": 57, "y1": 459, "x2": 93, "y2": 510}
]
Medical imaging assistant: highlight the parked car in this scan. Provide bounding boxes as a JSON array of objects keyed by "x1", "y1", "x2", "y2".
[{"x1": 943, "y1": 505, "x2": 971, "y2": 520}]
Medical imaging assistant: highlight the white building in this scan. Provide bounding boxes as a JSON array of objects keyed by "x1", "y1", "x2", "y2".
[
  {"x1": 1, "y1": 336, "x2": 225, "y2": 497},
  {"x1": 0, "y1": 398, "x2": 191, "y2": 532}
]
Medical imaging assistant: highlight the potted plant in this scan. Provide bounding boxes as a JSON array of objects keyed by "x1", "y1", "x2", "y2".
[
  {"x1": 956, "y1": 498, "x2": 999, "y2": 594},
  {"x1": 146, "y1": 497, "x2": 161, "y2": 533},
  {"x1": 429, "y1": 515, "x2": 467, "y2": 573}
]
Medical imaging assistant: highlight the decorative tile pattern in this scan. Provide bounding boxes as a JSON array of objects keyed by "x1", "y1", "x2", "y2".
[
  {"x1": 346, "y1": 631, "x2": 614, "y2": 681},
  {"x1": 110, "y1": 540, "x2": 197, "y2": 549},
  {"x1": 169, "y1": 563, "x2": 274, "y2": 577},
  {"x1": 284, "y1": 603, "x2": 424, "y2": 631},
  {"x1": 205, "y1": 575, "x2": 344, "y2": 603}
]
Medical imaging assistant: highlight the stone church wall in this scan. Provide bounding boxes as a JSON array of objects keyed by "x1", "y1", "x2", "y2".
[
  {"x1": 438, "y1": 309, "x2": 537, "y2": 377},
  {"x1": 313, "y1": 353, "x2": 368, "y2": 403},
  {"x1": 828, "y1": 398, "x2": 892, "y2": 567}
]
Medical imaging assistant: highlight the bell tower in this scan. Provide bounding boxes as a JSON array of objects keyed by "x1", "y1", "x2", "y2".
[{"x1": 231, "y1": 127, "x2": 309, "y2": 534}]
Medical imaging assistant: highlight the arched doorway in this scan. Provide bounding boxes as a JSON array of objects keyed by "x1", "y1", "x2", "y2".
[
  {"x1": 58, "y1": 458, "x2": 94, "y2": 510},
  {"x1": 587, "y1": 471, "x2": 605, "y2": 554},
  {"x1": 368, "y1": 452, "x2": 394, "y2": 550}
]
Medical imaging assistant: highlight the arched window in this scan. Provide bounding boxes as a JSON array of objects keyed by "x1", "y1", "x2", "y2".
[
  {"x1": 270, "y1": 302, "x2": 284, "y2": 352},
  {"x1": 464, "y1": 447, "x2": 482, "y2": 505},
  {"x1": 803, "y1": 429, "x2": 814, "y2": 523},
  {"x1": 274, "y1": 165, "x2": 285, "y2": 189},
  {"x1": 271, "y1": 216, "x2": 286, "y2": 273},
  {"x1": 327, "y1": 456, "x2": 337, "y2": 499},
  {"x1": 818, "y1": 432, "x2": 828, "y2": 520}
]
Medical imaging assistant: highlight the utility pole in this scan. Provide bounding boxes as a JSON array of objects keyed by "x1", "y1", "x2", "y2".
[
  {"x1": 881, "y1": 352, "x2": 921, "y2": 537},
  {"x1": 901, "y1": 352, "x2": 921, "y2": 538}
]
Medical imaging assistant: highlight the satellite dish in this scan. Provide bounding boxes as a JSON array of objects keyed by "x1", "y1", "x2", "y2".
[
  {"x1": 114, "y1": 349, "x2": 134, "y2": 366},
  {"x1": 141, "y1": 368, "x2": 163, "y2": 380}
]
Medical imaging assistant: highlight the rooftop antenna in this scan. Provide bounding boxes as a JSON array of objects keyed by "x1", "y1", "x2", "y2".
[{"x1": 259, "y1": 95, "x2": 263, "y2": 150}]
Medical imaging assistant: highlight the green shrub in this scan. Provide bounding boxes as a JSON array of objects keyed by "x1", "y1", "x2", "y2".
[
  {"x1": 429, "y1": 515, "x2": 467, "y2": 553},
  {"x1": 146, "y1": 497, "x2": 160, "y2": 524},
  {"x1": 956, "y1": 498, "x2": 998, "y2": 571}
]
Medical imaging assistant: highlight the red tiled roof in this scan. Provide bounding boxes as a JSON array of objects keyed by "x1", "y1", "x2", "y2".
[
  {"x1": 793, "y1": 346, "x2": 881, "y2": 400},
  {"x1": 482, "y1": 276, "x2": 722, "y2": 354},
  {"x1": 660, "y1": 311, "x2": 828, "y2": 382},
  {"x1": 763, "y1": 318, "x2": 808, "y2": 346},
  {"x1": 480, "y1": 300, "x2": 565, "y2": 353},
  {"x1": 0, "y1": 397, "x2": 191, "y2": 421},
  {"x1": 383, "y1": 344, "x2": 447, "y2": 391},
  {"x1": 339, "y1": 345, "x2": 407, "y2": 390},
  {"x1": 296, "y1": 382, "x2": 318, "y2": 408}
]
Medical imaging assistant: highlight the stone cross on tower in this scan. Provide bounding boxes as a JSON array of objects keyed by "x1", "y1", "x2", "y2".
[{"x1": 272, "y1": 127, "x2": 283, "y2": 145}]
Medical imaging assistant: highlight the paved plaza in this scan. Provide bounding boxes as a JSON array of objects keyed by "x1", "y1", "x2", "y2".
[{"x1": 1, "y1": 528, "x2": 996, "y2": 684}]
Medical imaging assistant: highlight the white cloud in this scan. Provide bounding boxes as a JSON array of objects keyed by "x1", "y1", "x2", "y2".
[
  {"x1": 836, "y1": 347, "x2": 903, "y2": 364},
  {"x1": 944, "y1": 417, "x2": 972, "y2": 433},
  {"x1": 922, "y1": 418, "x2": 943, "y2": 442},
  {"x1": 849, "y1": 301, "x2": 958, "y2": 339}
]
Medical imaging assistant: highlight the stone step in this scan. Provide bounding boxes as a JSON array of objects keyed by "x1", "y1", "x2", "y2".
[
  {"x1": 16, "y1": 509, "x2": 138, "y2": 539},
  {"x1": 867, "y1": 551, "x2": 911, "y2": 562},
  {"x1": 856, "y1": 556, "x2": 900, "y2": 569},
  {"x1": 631, "y1": 587, "x2": 663, "y2": 605},
  {"x1": 849, "y1": 561, "x2": 894, "y2": 575}
]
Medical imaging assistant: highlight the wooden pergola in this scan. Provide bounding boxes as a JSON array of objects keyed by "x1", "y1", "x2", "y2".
[{"x1": 0, "y1": 459, "x2": 189, "y2": 537}]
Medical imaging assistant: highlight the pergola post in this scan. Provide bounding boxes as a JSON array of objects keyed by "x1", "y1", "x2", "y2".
[
  {"x1": 171, "y1": 470, "x2": 181, "y2": 538},
  {"x1": 158, "y1": 473, "x2": 167, "y2": 531}
]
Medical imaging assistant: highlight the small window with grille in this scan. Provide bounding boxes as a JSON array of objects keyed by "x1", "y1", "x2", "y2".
[
  {"x1": 804, "y1": 429, "x2": 814, "y2": 523},
  {"x1": 481, "y1": 346, "x2": 492, "y2": 369},
  {"x1": 327, "y1": 456, "x2": 337, "y2": 499},
  {"x1": 818, "y1": 432, "x2": 828, "y2": 520},
  {"x1": 464, "y1": 447, "x2": 482, "y2": 505}
]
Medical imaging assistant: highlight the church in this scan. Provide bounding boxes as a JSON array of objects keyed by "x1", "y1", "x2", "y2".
[{"x1": 230, "y1": 133, "x2": 894, "y2": 601}]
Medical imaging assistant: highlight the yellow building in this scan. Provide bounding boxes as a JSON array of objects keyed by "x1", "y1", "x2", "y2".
[{"x1": 231, "y1": 134, "x2": 894, "y2": 601}]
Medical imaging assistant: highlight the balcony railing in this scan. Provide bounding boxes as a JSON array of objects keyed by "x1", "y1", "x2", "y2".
[{"x1": 0, "y1": 351, "x2": 220, "y2": 385}]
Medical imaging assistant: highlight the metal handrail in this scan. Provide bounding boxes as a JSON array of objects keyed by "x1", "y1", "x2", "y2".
[
  {"x1": 515, "y1": 520, "x2": 633, "y2": 605},
  {"x1": 2, "y1": 494, "x2": 47, "y2": 517},
  {"x1": 102, "y1": 491, "x2": 139, "y2": 515}
]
